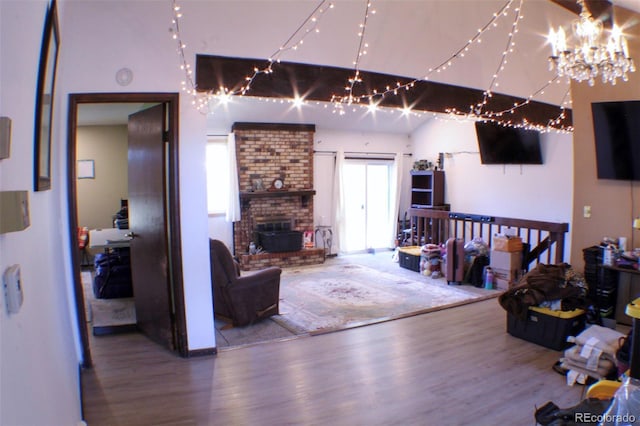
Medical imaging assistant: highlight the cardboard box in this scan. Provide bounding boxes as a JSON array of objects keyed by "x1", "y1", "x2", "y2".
[
  {"x1": 495, "y1": 277, "x2": 511, "y2": 291},
  {"x1": 493, "y1": 235, "x2": 523, "y2": 252},
  {"x1": 490, "y1": 249, "x2": 522, "y2": 270},
  {"x1": 493, "y1": 267, "x2": 522, "y2": 290}
]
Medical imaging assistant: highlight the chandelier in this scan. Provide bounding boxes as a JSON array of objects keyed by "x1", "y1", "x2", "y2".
[{"x1": 548, "y1": 0, "x2": 635, "y2": 86}]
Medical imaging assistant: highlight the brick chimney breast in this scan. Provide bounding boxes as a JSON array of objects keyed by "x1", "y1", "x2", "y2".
[{"x1": 231, "y1": 123, "x2": 322, "y2": 269}]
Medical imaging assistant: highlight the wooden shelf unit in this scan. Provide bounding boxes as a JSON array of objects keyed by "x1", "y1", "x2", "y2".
[{"x1": 410, "y1": 170, "x2": 444, "y2": 208}]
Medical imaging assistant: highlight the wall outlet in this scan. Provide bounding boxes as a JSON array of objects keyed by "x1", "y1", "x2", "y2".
[{"x1": 583, "y1": 205, "x2": 592, "y2": 218}]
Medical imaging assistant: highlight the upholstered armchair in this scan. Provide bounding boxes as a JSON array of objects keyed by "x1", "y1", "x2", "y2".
[{"x1": 209, "y1": 239, "x2": 282, "y2": 326}]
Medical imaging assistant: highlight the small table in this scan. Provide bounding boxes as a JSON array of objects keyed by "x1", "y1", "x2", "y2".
[{"x1": 89, "y1": 228, "x2": 131, "y2": 250}]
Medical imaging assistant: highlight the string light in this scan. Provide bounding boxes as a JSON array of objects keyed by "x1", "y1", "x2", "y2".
[
  {"x1": 170, "y1": 0, "x2": 571, "y2": 132},
  {"x1": 329, "y1": 0, "x2": 516, "y2": 110},
  {"x1": 335, "y1": 0, "x2": 376, "y2": 106},
  {"x1": 473, "y1": 0, "x2": 523, "y2": 116},
  {"x1": 170, "y1": 0, "x2": 333, "y2": 113},
  {"x1": 240, "y1": 0, "x2": 334, "y2": 95},
  {"x1": 170, "y1": 0, "x2": 209, "y2": 113}
]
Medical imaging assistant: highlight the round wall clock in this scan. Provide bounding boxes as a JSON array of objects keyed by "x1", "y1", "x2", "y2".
[{"x1": 272, "y1": 178, "x2": 284, "y2": 190}]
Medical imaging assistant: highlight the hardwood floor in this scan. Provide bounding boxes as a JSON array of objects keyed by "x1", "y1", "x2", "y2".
[{"x1": 81, "y1": 298, "x2": 586, "y2": 425}]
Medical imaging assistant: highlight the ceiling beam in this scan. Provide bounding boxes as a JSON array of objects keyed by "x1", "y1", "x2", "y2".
[
  {"x1": 196, "y1": 54, "x2": 572, "y2": 131},
  {"x1": 549, "y1": 0, "x2": 613, "y2": 28}
]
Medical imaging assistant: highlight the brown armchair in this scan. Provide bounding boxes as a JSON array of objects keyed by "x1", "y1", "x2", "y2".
[{"x1": 209, "y1": 239, "x2": 282, "y2": 326}]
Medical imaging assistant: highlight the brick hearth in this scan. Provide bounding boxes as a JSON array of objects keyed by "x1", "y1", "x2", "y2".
[
  {"x1": 239, "y1": 248, "x2": 325, "y2": 271},
  {"x1": 232, "y1": 122, "x2": 323, "y2": 271}
]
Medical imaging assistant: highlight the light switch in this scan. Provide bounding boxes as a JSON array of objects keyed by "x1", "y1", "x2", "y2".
[
  {"x1": 3, "y1": 265, "x2": 23, "y2": 314},
  {"x1": 583, "y1": 205, "x2": 592, "y2": 218}
]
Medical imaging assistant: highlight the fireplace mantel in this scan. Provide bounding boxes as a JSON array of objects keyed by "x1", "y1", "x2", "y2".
[{"x1": 240, "y1": 190, "x2": 316, "y2": 208}]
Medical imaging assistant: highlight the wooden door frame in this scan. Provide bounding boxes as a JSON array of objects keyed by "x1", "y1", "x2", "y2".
[{"x1": 67, "y1": 92, "x2": 188, "y2": 367}]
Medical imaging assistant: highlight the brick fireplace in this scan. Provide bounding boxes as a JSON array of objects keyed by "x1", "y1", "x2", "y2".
[{"x1": 232, "y1": 122, "x2": 325, "y2": 271}]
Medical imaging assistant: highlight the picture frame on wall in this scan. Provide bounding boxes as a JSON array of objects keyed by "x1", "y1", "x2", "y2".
[
  {"x1": 77, "y1": 160, "x2": 95, "y2": 179},
  {"x1": 33, "y1": 0, "x2": 60, "y2": 191}
]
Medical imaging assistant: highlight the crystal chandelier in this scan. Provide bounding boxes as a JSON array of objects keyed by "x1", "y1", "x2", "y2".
[{"x1": 548, "y1": 0, "x2": 635, "y2": 86}]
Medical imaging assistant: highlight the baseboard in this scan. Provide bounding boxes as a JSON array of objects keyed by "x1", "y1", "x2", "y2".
[
  {"x1": 92, "y1": 324, "x2": 138, "y2": 336},
  {"x1": 78, "y1": 364, "x2": 85, "y2": 422},
  {"x1": 188, "y1": 347, "x2": 217, "y2": 357}
]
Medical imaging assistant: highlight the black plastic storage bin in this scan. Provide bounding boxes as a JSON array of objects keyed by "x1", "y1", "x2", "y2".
[
  {"x1": 506, "y1": 307, "x2": 586, "y2": 351},
  {"x1": 398, "y1": 246, "x2": 421, "y2": 272}
]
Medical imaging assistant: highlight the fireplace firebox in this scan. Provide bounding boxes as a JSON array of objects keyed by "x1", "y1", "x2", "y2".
[{"x1": 255, "y1": 217, "x2": 303, "y2": 253}]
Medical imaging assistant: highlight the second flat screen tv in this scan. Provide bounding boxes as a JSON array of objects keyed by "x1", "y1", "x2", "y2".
[
  {"x1": 475, "y1": 121, "x2": 543, "y2": 165},
  {"x1": 591, "y1": 100, "x2": 640, "y2": 181}
]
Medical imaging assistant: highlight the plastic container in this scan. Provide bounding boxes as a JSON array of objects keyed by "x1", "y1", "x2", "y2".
[{"x1": 506, "y1": 306, "x2": 586, "y2": 351}]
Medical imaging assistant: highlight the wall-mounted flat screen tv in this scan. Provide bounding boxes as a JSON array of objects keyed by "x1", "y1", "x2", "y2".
[
  {"x1": 475, "y1": 121, "x2": 543, "y2": 164},
  {"x1": 591, "y1": 100, "x2": 640, "y2": 181}
]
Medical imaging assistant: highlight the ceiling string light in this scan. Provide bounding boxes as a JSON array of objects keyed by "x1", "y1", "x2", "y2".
[
  {"x1": 238, "y1": 0, "x2": 334, "y2": 96},
  {"x1": 332, "y1": 0, "x2": 376, "y2": 111},
  {"x1": 472, "y1": 0, "x2": 523, "y2": 116},
  {"x1": 170, "y1": 0, "x2": 571, "y2": 132},
  {"x1": 330, "y1": 0, "x2": 515, "y2": 111},
  {"x1": 548, "y1": 0, "x2": 635, "y2": 86},
  {"x1": 170, "y1": 1, "x2": 209, "y2": 112},
  {"x1": 170, "y1": 0, "x2": 333, "y2": 112}
]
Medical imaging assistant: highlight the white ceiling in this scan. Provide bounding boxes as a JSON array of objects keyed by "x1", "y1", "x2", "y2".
[
  {"x1": 614, "y1": 0, "x2": 640, "y2": 14},
  {"x1": 79, "y1": 0, "x2": 640, "y2": 134},
  {"x1": 198, "y1": 0, "x2": 573, "y2": 134}
]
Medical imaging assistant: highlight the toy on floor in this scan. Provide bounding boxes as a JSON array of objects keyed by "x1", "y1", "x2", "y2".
[{"x1": 420, "y1": 244, "x2": 443, "y2": 278}]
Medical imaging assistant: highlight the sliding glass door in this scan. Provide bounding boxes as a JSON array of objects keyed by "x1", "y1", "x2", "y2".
[{"x1": 342, "y1": 160, "x2": 392, "y2": 252}]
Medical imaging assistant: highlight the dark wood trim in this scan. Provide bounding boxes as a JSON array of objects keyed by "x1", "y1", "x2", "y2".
[
  {"x1": 232, "y1": 122, "x2": 316, "y2": 132},
  {"x1": 67, "y1": 95, "x2": 91, "y2": 368},
  {"x1": 240, "y1": 190, "x2": 316, "y2": 209},
  {"x1": 240, "y1": 190, "x2": 316, "y2": 199},
  {"x1": 187, "y1": 347, "x2": 218, "y2": 357},
  {"x1": 67, "y1": 92, "x2": 188, "y2": 367},
  {"x1": 92, "y1": 324, "x2": 139, "y2": 336},
  {"x1": 549, "y1": 0, "x2": 613, "y2": 28},
  {"x1": 197, "y1": 54, "x2": 572, "y2": 130},
  {"x1": 78, "y1": 364, "x2": 85, "y2": 421}
]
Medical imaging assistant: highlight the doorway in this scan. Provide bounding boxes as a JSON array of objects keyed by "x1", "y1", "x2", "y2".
[
  {"x1": 67, "y1": 93, "x2": 187, "y2": 367},
  {"x1": 342, "y1": 160, "x2": 392, "y2": 252}
]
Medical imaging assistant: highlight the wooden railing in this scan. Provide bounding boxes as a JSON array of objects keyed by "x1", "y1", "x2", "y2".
[{"x1": 407, "y1": 208, "x2": 569, "y2": 268}]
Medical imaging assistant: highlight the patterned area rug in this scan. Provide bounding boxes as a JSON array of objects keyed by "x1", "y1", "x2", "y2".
[{"x1": 272, "y1": 263, "x2": 499, "y2": 334}]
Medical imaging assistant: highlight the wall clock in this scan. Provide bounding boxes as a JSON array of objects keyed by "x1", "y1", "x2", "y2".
[{"x1": 272, "y1": 178, "x2": 284, "y2": 190}]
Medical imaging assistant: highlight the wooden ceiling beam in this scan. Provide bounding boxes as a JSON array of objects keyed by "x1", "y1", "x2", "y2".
[
  {"x1": 549, "y1": 0, "x2": 613, "y2": 28},
  {"x1": 196, "y1": 54, "x2": 572, "y2": 130}
]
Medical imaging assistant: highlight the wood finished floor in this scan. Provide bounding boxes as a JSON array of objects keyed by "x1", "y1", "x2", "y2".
[{"x1": 81, "y1": 298, "x2": 586, "y2": 426}]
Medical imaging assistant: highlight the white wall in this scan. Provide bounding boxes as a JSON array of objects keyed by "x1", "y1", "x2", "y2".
[
  {"x1": 0, "y1": 1, "x2": 83, "y2": 424},
  {"x1": 208, "y1": 214, "x2": 233, "y2": 247},
  {"x1": 76, "y1": 125, "x2": 128, "y2": 229},
  {"x1": 410, "y1": 116, "x2": 574, "y2": 257},
  {"x1": 56, "y1": 1, "x2": 215, "y2": 351}
]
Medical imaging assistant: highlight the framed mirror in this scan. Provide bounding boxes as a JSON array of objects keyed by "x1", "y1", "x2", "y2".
[{"x1": 34, "y1": 0, "x2": 60, "y2": 191}]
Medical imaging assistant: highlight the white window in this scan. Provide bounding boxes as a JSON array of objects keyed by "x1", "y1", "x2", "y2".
[{"x1": 206, "y1": 138, "x2": 229, "y2": 215}]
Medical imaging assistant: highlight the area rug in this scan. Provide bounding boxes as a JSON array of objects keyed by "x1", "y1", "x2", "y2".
[
  {"x1": 81, "y1": 271, "x2": 137, "y2": 335},
  {"x1": 272, "y1": 263, "x2": 499, "y2": 334}
]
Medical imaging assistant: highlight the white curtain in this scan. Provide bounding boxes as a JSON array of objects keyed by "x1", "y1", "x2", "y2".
[
  {"x1": 332, "y1": 148, "x2": 346, "y2": 254},
  {"x1": 386, "y1": 152, "x2": 404, "y2": 247},
  {"x1": 225, "y1": 132, "x2": 241, "y2": 222}
]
